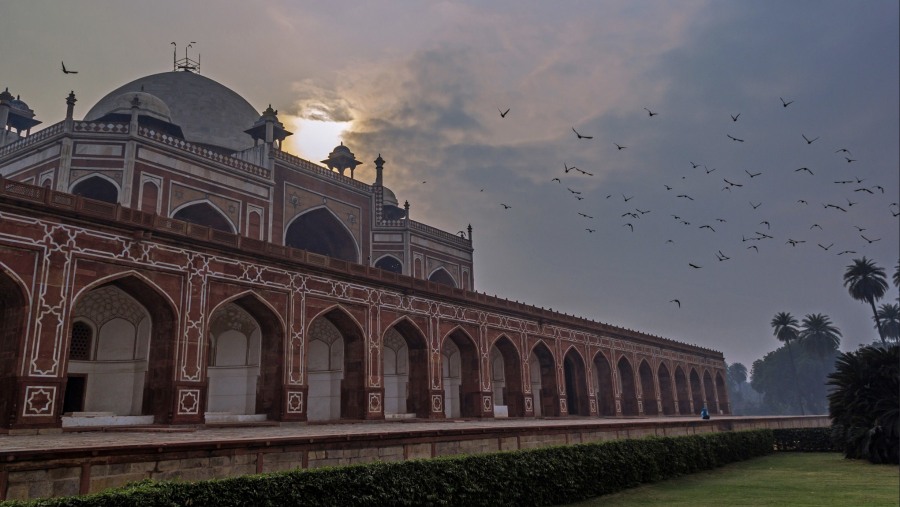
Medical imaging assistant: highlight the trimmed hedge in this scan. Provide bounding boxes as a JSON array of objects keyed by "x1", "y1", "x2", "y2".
[
  {"x1": 772, "y1": 427, "x2": 839, "y2": 452},
  {"x1": 5, "y1": 430, "x2": 775, "y2": 507}
]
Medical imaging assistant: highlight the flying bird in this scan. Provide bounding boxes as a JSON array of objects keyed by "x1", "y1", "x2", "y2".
[
  {"x1": 860, "y1": 235, "x2": 881, "y2": 244},
  {"x1": 818, "y1": 243, "x2": 833, "y2": 251},
  {"x1": 716, "y1": 250, "x2": 730, "y2": 261},
  {"x1": 780, "y1": 97, "x2": 794, "y2": 108},
  {"x1": 623, "y1": 223, "x2": 634, "y2": 232},
  {"x1": 834, "y1": 180, "x2": 853, "y2": 184},
  {"x1": 715, "y1": 218, "x2": 727, "y2": 223},
  {"x1": 564, "y1": 163, "x2": 575, "y2": 173},
  {"x1": 795, "y1": 167, "x2": 814, "y2": 175},
  {"x1": 586, "y1": 228, "x2": 596, "y2": 233},
  {"x1": 61, "y1": 61, "x2": 78, "y2": 74},
  {"x1": 689, "y1": 161, "x2": 701, "y2": 169},
  {"x1": 747, "y1": 245, "x2": 759, "y2": 252},
  {"x1": 824, "y1": 203, "x2": 847, "y2": 212},
  {"x1": 873, "y1": 185, "x2": 885, "y2": 193},
  {"x1": 756, "y1": 231, "x2": 774, "y2": 239},
  {"x1": 705, "y1": 166, "x2": 717, "y2": 174},
  {"x1": 699, "y1": 225, "x2": 716, "y2": 232},
  {"x1": 750, "y1": 201, "x2": 762, "y2": 209},
  {"x1": 810, "y1": 224, "x2": 822, "y2": 230},
  {"x1": 577, "y1": 212, "x2": 594, "y2": 219},
  {"x1": 551, "y1": 177, "x2": 561, "y2": 183},
  {"x1": 724, "y1": 178, "x2": 743, "y2": 187},
  {"x1": 688, "y1": 263, "x2": 702, "y2": 269},
  {"x1": 835, "y1": 148, "x2": 851, "y2": 154},
  {"x1": 745, "y1": 170, "x2": 762, "y2": 178},
  {"x1": 731, "y1": 113, "x2": 740, "y2": 122},
  {"x1": 797, "y1": 200, "x2": 808, "y2": 205},
  {"x1": 567, "y1": 188, "x2": 582, "y2": 195},
  {"x1": 623, "y1": 194, "x2": 634, "y2": 202},
  {"x1": 664, "y1": 185, "x2": 673, "y2": 190},
  {"x1": 572, "y1": 128, "x2": 593, "y2": 140},
  {"x1": 802, "y1": 134, "x2": 819, "y2": 145},
  {"x1": 500, "y1": 203, "x2": 511, "y2": 209},
  {"x1": 853, "y1": 225, "x2": 866, "y2": 231},
  {"x1": 643, "y1": 107, "x2": 658, "y2": 117},
  {"x1": 669, "y1": 299, "x2": 681, "y2": 308},
  {"x1": 614, "y1": 143, "x2": 627, "y2": 150},
  {"x1": 726, "y1": 134, "x2": 745, "y2": 142},
  {"x1": 498, "y1": 107, "x2": 510, "y2": 118},
  {"x1": 574, "y1": 167, "x2": 594, "y2": 176},
  {"x1": 845, "y1": 157, "x2": 857, "y2": 163},
  {"x1": 636, "y1": 208, "x2": 650, "y2": 215},
  {"x1": 760, "y1": 221, "x2": 770, "y2": 229},
  {"x1": 677, "y1": 194, "x2": 694, "y2": 201},
  {"x1": 837, "y1": 250, "x2": 857, "y2": 255},
  {"x1": 786, "y1": 239, "x2": 806, "y2": 247}
]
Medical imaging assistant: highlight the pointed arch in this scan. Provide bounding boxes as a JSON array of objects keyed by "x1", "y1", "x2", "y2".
[
  {"x1": 490, "y1": 335, "x2": 524, "y2": 417},
  {"x1": 657, "y1": 362, "x2": 676, "y2": 415},
  {"x1": 530, "y1": 341, "x2": 559, "y2": 417},
  {"x1": 592, "y1": 350, "x2": 615, "y2": 416},
  {"x1": 674, "y1": 366, "x2": 690, "y2": 415},
  {"x1": 306, "y1": 305, "x2": 367, "y2": 420},
  {"x1": 206, "y1": 291, "x2": 285, "y2": 420},
  {"x1": 70, "y1": 174, "x2": 120, "y2": 204},
  {"x1": 374, "y1": 255, "x2": 403, "y2": 274},
  {"x1": 703, "y1": 369, "x2": 718, "y2": 414},
  {"x1": 715, "y1": 371, "x2": 729, "y2": 414},
  {"x1": 689, "y1": 367, "x2": 703, "y2": 414},
  {"x1": 617, "y1": 355, "x2": 638, "y2": 416},
  {"x1": 428, "y1": 267, "x2": 457, "y2": 288},
  {"x1": 0, "y1": 266, "x2": 29, "y2": 427},
  {"x1": 68, "y1": 274, "x2": 178, "y2": 423},
  {"x1": 172, "y1": 200, "x2": 236, "y2": 233},
  {"x1": 563, "y1": 347, "x2": 589, "y2": 416},
  {"x1": 442, "y1": 326, "x2": 480, "y2": 417},
  {"x1": 383, "y1": 317, "x2": 429, "y2": 417},
  {"x1": 284, "y1": 207, "x2": 360, "y2": 263},
  {"x1": 638, "y1": 359, "x2": 658, "y2": 416}
]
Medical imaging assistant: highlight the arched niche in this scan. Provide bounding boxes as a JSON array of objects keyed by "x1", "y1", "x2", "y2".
[
  {"x1": 441, "y1": 328, "x2": 480, "y2": 418},
  {"x1": 71, "y1": 175, "x2": 119, "y2": 204},
  {"x1": 529, "y1": 342, "x2": 559, "y2": 417},
  {"x1": 374, "y1": 255, "x2": 403, "y2": 274},
  {"x1": 285, "y1": 208, "x2": 359, "y2": 263},
  {"x1": 383, "y1": 319, "x2": 429, "y2": 418},
  {"x1": 715, "y1": 371, "x2": 729, "y2": 414},
  {"x1": 638, "y1": 360, "x2": 658, "y2": 416},
  {"x1": 490, "y1": 336, "x2": 524, "y2": 417},
  {"x1": 689, "y1": 368, "x2": 703, "y2": 414},
  {"x1": 703, "y1": 370, "x2": 718, "y2": 414},
  {"x1": 428, "y1": 268, "x2": 456, "y2": 288},
  {"x1": 172, "y1": 201, "x2": 235, "y2": 233},
  {"x1": 617, "y1": 356, "x2": 638, "y2": 416},
  {"x1": 674, "y1": 366, "x2": 691, "y2": 415},
  {"x1": 0, "y1": 268, "x2": 28, "y2": 427},
  {"x1": 593, "y1": 351, "x2": 616, "y2": 416},
  {"x1": 306, "y1": 307, "x2": 366, "y2": 421},
  {"x1": 563, "y1": 348, "x2": 589, "y2": 416},
  {"x1": 657, "y1": 362, "x2": 677, "y2": 415}
]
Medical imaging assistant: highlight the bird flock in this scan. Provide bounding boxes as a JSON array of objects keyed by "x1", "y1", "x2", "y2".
[{"x1": 489, "y1": 101, "x2": 897, "y2": 309}]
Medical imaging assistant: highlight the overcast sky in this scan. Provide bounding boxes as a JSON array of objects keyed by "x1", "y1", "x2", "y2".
[{"x1": 2, "y1": 1, "x2": 897, "y2": 368}]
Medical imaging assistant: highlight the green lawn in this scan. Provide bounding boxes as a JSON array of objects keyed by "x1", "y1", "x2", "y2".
[{"x1": 569, "y1": 453, "x2": 899, "y2": 506}]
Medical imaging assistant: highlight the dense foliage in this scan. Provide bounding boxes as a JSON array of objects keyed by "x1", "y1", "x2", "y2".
[
  {"x1": 4, "y1": 431, "x2": 775, "y2": 507},
  {"x1": 749, "y1": 343, "x2": 838, "y2": 415},
  {"x1": 771, "y1": 427, "x2": 838, "y2": 452},
  {"x1": 828, "y1": 344, "x2": 900, "y2": 464}
]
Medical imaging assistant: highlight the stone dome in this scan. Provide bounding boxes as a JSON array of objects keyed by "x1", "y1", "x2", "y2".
[
  {"x1": 103, "y1": 92, "x2": 173, "y2": 123},
  {"x1": 85, "y1": 71, "x2": 259, "y2": 152},
  {"x1": 382, "y1": 186, "x2": 399, "y2": 207}
]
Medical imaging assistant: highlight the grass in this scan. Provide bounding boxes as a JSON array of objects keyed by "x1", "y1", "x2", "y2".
[{"x1": 569, "y1": 453, "x2": 899, "y2": 506}]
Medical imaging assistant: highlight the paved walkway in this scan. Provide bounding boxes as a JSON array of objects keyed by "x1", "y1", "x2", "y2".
[{"x1": 0, "y1": 416, "x2": 720, "y2": 454}]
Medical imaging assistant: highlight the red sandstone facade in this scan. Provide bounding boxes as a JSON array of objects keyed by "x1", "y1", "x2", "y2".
[{"x1": 0, "y1": 72, "x2": 728, "y2": 431}]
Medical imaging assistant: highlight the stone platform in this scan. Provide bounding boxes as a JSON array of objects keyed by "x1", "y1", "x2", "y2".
[{"x1": 0, "y1": 415, "x2": 829, "y2": 501}]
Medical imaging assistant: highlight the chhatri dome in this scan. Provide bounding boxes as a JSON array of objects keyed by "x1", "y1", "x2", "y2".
[{"x1": 85, "y1": 71, "x2": 259, "y2": 153}]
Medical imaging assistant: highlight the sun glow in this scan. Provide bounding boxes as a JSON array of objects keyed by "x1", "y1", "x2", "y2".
[{"x1": 284, "y1": 117, "x2": 352, "y2": 162}]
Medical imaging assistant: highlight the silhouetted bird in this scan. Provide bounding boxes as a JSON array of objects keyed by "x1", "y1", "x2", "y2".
[
  {"x1": 780, "y1": 97, "x2": 794, "y2": 108},
  {"x1": 745, "y1": 170, "x2": 761, "y2": 178},
  {"x1": 835, "y1": 148, "x2": 851, "y2": 154},
  {"x1": 824, "y1": 204, "x2": 847, "y2": 212},
  {"x1": 861, "y1": 235, "x2": 881, "y2": 244},
  {"x1": 623, "y1": 223, "x2": 634, "y2": 232},
  {"x1": 726, "y1": 134, "x2": 745, "y2": 142},
  {"x1": 786, "y1": 239, "x2": 806, "y2": 247},
  {"x1": 853, "y1": 225, "x2": 866, "y2": 231},
  {"x1": 810, "y1": 224, "x2": 822, "y2": 230},
  {"x1": 574, "y1": 167, "x2": 594, "y2": 176},
  {"x1": 834, "y1": 180, "x2": 853, "y2": 184},
  {"x1": 670, "y1": 299, "x2": 681, "y2": 308},
  {"x1": 750, "y1": 201, "x2": 762, "y2": 209},
  {"x1": 797, "y1": 200, "x2": 808, "y2": 205},
  {"x1": 677, "y1": 194, "x2": 694, "y2": 201},
  {"x1": 623, "y1": 194, "x2": 634, "y2": 202},
  {"x1": 795, "y1": 167, "x2": 814, "y2": 175},
  {"x1": 705, "y1": 166, "x2": 717, "y2": 174},
  {"x1": 644, "y1": 107, "x2": 658, "y2": 117},
  {"x1": 577, "y1": 213, "x2": 594, "y2": 219},
  {"x1": 567, "y1": 188, "x2": 581, "y2": 195},
  {"x1": 499, "y1": 108, "x2": 510, "y2": 118},
  {"x1": 614, "y1": 143, "x2": 626, "y2": 150},
  {"x1": 61, "y1": 61, "x2": 78, "y2": 74},
  {"x1": 818, "y1": 243, "x2": 833, "y2": 251},
  {"x1": 724, "y1": 178, "x2": 742, "y2": 187},
  {"x1": 699, "y1": 225, "x2": 716, "y2": 232},
  {"x1": 716, "y1": 218, "x2": 727, "y2": 223},
  {"x1": 760, "y1": 221, "x2": 770, "y2": 229},
  {"x1": 845, "y1": 157, "x2": 857, "y2": 163},
  {"x1": 873, "y1": 185, "x2": 885, "y2": 193},
  {"x1": 572, "y1": 128, "x2": 593, "y2": 139},
  {"x1": 586, "y1": 228, "x2": 596, "y2": 233},
  {"x1": 688, "y1": 263, "x2": 702, "y2": 269},
  {"x1": 747, "y1": 245, "x2": 759, "y2": 252},
  {"x1": 837, "y1": 250, "x2": 856, "y2": 255},
  {"x1": 664, "y1": 185, "x2": 673, "y2": 190},
  {"x1": 500, "y1": 203, "x2": 511, "y2": 209},
  {"x1": 731, "y1": 113, "x2": 740, "y2": 122},
  {"x1": 690, "y1": 161, "x2": 701, "y2": 169},
  {"x1": 802, "y1": 134, "x2": 819, "y2": 145},
  {"x1": 551, "y1": 177, "x2": 561, "y2": 183}
]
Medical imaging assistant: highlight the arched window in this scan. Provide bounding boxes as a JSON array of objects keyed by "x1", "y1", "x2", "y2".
[
  {"x1": 140, "y1": 181, "x2": 159, "y2": 214},
  {"x1": 71, "y1": 176, "x2": 118, "y2": 203},
  {"x1": 285, "y1": 208, "x2": 358, "y2": 263},
  {"x1": 173, "y1": 202, "x2": 235, "y2": 233},
  {"x1": 375, "y1": 256, "x2": 402, "y2": 274}
]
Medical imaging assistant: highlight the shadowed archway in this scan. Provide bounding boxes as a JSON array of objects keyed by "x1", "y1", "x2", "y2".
[
  {"x1": 715, "y1": 371, "x2": 729, "y2": 414},
  {"x1": 618, "y1": 356, "x2": 638, "y2": 416},
  {"x1": 690, "y1": 368, "x2": 703, "y2": 414},
  {"x1": 0, "y1": 269, "x2": 28, "y2": 428},
  {"x1": 173, "y1": 202, "x2": 235, "y2": 233},
  {"x1": 593, "y1": 351, "x2": 616, "y2": 416},
  {"x1": 703, "y1": 370, "x2": 718, "y2": 414},
  {"x1": 285, "y1": 208, "x2": 358, "y2": 263},
  {"x1": 638, "y1": 360, "x2": 658, "y2": 416},
  {"x1": 530, "y1": 342, "x2": 559, "y2": 417},
  {"x1": 71, "y1": 176, "x2": 119, "y2": 204},
  {"x1": 563, "y1": 348, "x2": 589, "y2": 416},
  {"x1": 442, "y1": 329, "x2": 480, "y2": 418},
  {"x1": 657, "y1": 362, "x2": 676, "y2": 415},
  {"x1": 675, "y1": 366, "x2": 690, "y2": 415},
  {"x1": 383, "y1": 318, "x2": 429, "y2": 418},
  {"x1": 428, "y1": 268, "x2": 456, "y2": 288},
  {"x1": 306, "y1": 307, "x2": 367, "y2": 421},
  {"x1": 490, "y1": 336, "x2": 524, "y2": 417}
]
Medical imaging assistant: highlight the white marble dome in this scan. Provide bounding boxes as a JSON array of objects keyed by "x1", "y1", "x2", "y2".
[
  {"x1": 85, "y1": 71, "x2": 259, "y2": 152},
  {"x1": 102, "y1": 91, "x2": 173, "y2": 123}
]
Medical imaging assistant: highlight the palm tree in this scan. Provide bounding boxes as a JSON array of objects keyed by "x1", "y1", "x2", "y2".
[
  {"x1": 843, "y1": 257, "x2": 889, "y2": 344},
  {"x1": 894, "y1": 261, "x2": 899, "y2": 289},
  {"x1": 727, "y1": 362, "x2": 748, "y2": 386},
  {"x1": 771, "y1": 311, "x2": 804, "y2": 414},
  {"x1": 875, "y1": 303, "x2": 900, "y2": 343},
  {"x1": 800, "y1": 313, "x2": 842, "y2": 359}
]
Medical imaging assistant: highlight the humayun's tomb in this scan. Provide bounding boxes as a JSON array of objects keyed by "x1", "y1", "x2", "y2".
[{"x1": 0, "y1": 63, "x2": 730, "y2": 434}]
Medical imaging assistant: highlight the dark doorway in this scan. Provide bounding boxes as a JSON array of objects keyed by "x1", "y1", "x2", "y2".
[{"x1": 63, "y1": 376, "x2": 86, "y2": 413}]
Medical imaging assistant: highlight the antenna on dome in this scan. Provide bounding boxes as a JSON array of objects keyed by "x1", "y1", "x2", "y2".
[{"x1": 172, "y1": 41, "x2": 200, "y2": 73}]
